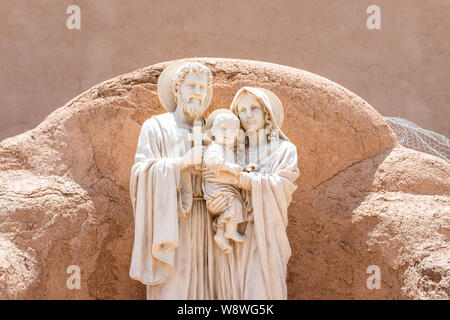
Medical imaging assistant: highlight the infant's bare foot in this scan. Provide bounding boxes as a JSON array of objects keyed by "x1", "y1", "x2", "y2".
[
  {"x1": 225, "y1": 231, "x2": 245, "y2": 243},
  {"x1": 214, "y1": 233, "x2": 232, "y2": 254}
]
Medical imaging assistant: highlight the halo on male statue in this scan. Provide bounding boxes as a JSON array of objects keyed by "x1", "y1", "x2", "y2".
[{"x1": 157, "y1": 61, "x2": 214, "y2": 113}]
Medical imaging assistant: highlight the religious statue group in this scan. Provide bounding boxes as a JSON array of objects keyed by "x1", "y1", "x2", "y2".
[{"x1": 129, "y1": 61, "x2": 300, "y2": 299}]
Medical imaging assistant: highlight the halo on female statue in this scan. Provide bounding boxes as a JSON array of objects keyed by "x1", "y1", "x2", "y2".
[{"x1": 230, "y1": 86, "x2": 288, "y2": 140}]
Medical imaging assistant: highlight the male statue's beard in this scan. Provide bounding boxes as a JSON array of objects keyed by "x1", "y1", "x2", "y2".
[{"x1": 178, "y1": 95, "x2": 205, "y2": 118}]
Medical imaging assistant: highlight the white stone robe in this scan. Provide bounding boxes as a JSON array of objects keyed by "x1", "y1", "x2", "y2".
[
  {"x1": 214, "y1": 138, "x2": 300, "y2": 299},
  {"x1": 129, "y1": 112, "x2": 215, "y2": 299}
]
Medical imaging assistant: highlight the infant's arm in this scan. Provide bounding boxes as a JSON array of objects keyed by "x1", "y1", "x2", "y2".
[
  {"x1": 204, "y1": 144, "x2": 243, "y2": 175},
  {"x1": 204, "y1": 144, "x2": 225, "y2": 170},
  {"x1": 220, "y1": 161, "x2": 243, "y2": 175}
]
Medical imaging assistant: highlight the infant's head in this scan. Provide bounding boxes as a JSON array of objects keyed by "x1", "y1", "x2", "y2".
[{"x1": 211, "y1": 113, "x2": 240, "y2": 146}]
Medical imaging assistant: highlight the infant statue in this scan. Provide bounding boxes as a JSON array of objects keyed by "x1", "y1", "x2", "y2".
[{"x1": 202, "y1": 110, "x2": 246, "y2": 254}]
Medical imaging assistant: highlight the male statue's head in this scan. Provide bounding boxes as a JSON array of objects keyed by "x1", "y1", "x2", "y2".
[
  {"x1": 172, "y1": 62, "x2": 213, "y2": 119},
  {"x1": 157, "y1": 61, "x2": 214, "y2": 124}
]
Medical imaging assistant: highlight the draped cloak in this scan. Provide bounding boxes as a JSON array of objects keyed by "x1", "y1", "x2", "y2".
[
  {"x1": 129, "y1": 112, "x2": 215, "y2": 299},
  {"x1": 214, "y1": 138, "x2": 300, "y2": 299}
]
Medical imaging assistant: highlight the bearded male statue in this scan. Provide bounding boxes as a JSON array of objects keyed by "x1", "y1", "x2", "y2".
[{"x1": 129, "y1": 62, "x2": 227, "y2": 299}]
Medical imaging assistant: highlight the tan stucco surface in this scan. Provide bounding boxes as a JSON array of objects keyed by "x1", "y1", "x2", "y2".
[
  {"x1": 1, "y1": 58, "x2": 448, "y2": 299},
  {"x1": 1, "y1": 0, "x2": 449, "y2": 141}
]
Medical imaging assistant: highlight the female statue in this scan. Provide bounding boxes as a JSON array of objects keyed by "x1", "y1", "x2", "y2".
[{"x1": 207, "y1": 87, "x2": 300, "y2": 299}]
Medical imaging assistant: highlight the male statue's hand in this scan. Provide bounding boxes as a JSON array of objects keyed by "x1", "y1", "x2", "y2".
[{"x1": 179, "y1": 146, "x2": 205, "y2": 171}]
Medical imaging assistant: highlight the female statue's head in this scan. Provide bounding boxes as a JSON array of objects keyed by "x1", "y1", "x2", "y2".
[
  {"x1": 233, "y1": 93, "x2": 268, "y2": 132},
  {"x1": 230, "y1": 87, "x2": 288, "y2": 141}
]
